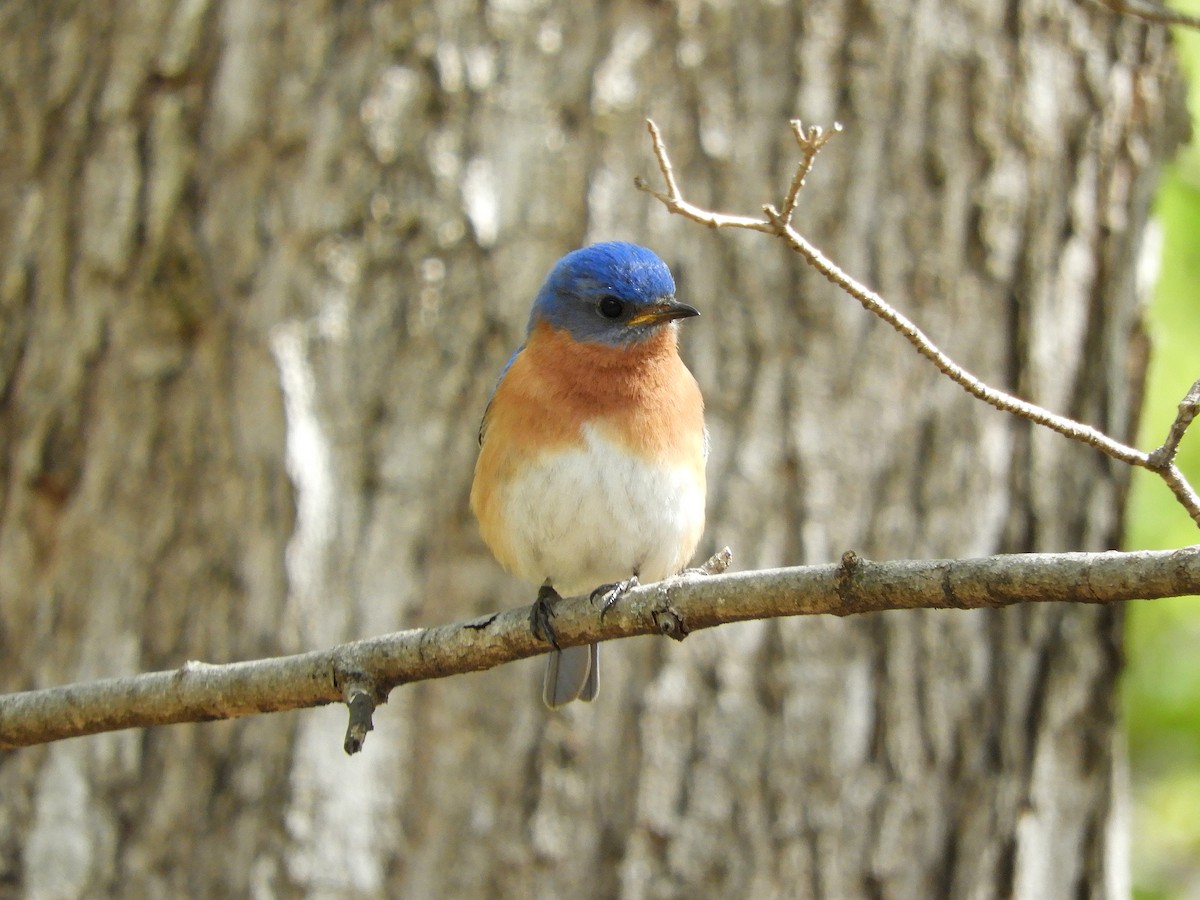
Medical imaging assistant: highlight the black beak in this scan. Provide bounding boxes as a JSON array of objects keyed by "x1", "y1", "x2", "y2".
[{"x1": 627, "y1": 299, "x2": 700, "y2": 326}]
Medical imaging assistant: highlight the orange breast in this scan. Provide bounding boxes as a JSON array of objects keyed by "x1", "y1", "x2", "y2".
[
  {"x1": 470, "y1": 321, "x2": 706, "y2": 571},
  {"x1": 478, "y1": 322, "x2": 704, "y2": 466}
]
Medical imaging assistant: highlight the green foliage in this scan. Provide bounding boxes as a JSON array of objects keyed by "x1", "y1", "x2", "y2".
[{"x1": 1125, "y1": 13, "x2": 1200, "y2": 896}]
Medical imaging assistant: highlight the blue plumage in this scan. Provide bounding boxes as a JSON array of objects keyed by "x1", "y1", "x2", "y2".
[{"x1": 528, "y1": 242, "x2": 695, "y2": 346}]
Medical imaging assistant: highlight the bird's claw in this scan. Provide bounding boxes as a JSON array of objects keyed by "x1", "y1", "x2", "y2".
[
  {"x1": 530, "y1": 584, "x2": 561, "y2": 649},
  {"x1": 592, "y1": 575, "x2": 639, "y2": 617}
]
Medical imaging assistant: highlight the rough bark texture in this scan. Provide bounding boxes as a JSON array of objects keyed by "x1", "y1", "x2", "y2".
[{"x1": 0, "y1": 1, "x2": 1180, "y2": 898}]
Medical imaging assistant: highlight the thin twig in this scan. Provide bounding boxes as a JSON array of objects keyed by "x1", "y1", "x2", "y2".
[
  {"x1": 1149, "y1": 378, "x2": 1200, "y2": 468},
  {"x1": 760, "y1": 205, "x2": 1151, "y2": 466},
  {"x1": 634, "y1": 120, "x2": 776, "y2": 233},
  {"x1": 1090, "y1": 0, "x2": 1200, "y2": 31},
  {"x1": 1145, "y1": 379, "x2": 1200, "y2": 518},
  {"x1": 1, "y1": 546, "x2": 1198, "y2": 749},
  {"x1": 645, "y1": 117, "x2": 682, "y2": 201},
  {"x1": 779, "y1": 120, "x2": 843, "y2": 224},
  {"x1": 635, "y1": 120, "x2": 1200, "y2": 528},
  {"x1": 1160, "y1": 464, "x2": 1200, "y2": 524},
  {"x1": 632, "y1": 177, "x2": 776, "y2": 233}
]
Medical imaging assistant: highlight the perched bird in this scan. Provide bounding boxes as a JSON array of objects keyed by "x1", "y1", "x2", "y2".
[{"x1": 471, "y1": 241, "x2": 707, "y2": 708}]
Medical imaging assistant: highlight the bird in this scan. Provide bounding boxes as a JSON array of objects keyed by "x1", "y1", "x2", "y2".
[{"x1": 470, "y1": 241, "x2": 707, "y2": 708}]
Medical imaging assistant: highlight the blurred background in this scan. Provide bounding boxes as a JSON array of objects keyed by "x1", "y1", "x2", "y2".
[{"x1": 1126, "y1": 6, "x2": 1200, "y2": 896}]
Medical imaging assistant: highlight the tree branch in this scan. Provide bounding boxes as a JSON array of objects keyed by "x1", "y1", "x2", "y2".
[
  {"x1": 636, "y1": 119, "x2": 1200, "y2": 527},
  {"x1": 1089, "y1": 0, "x2": 1200, "y2": 31},
  {"x1": 2, "y1": 546, "x2": 1198, "y2": 751}
]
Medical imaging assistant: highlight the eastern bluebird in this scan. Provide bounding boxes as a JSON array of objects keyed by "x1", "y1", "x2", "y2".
[{"x1": 471, "y1": 241, "x2": 707, "y2": 708}]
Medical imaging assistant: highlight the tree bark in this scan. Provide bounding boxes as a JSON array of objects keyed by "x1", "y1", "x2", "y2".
[{"x1": 0, "y1": 1, "x2": 1181, "y2": 897}]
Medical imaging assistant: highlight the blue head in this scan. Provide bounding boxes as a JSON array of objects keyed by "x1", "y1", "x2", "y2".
[{"x1": 528, "y1": 242, "x2": 699, "y2": 346}]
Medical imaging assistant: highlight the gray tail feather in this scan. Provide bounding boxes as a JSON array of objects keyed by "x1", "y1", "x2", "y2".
[{"x1": 543, "y1": 644, "x2": 599, "y2": 708}]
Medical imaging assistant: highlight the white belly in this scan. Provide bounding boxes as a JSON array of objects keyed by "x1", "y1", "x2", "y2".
[{"x1": 497, "y1": 424, "x2": 705, "y2": 596}]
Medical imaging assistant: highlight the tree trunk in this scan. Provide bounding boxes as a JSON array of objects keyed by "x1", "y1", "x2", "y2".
[{"x1": 0, "y1": 1, "x2": 1179, "y2": 897}]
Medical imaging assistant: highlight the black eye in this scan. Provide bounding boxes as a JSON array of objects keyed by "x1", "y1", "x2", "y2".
[{"x1": 598, "y1": 296, "x2": 624, "y2": 319}]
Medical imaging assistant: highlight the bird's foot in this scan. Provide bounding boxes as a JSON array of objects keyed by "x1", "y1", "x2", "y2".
[
  {"x1": 592, "y1": 575, "x2": 639, "y2": 617},
  {"x1": 530, "y1": 584, "x2": 562, "y2": 649}
]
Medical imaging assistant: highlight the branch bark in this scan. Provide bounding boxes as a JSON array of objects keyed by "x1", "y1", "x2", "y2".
[{"x1": 2, "y1": 546, "x2": 1197, "y2": 751}]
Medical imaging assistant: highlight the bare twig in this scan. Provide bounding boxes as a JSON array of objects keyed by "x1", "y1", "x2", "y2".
[
  {"x1": 1160, "y1": 465, "x2": 1200, "y2": 520},
  {"x1": 1149, "y1": 378, "x2": 1200, "y2": 468},
  {"x1": 633, "y1": 121, "x2": 776, "y2": 233},
  {"x1": 757, "y1": 204, "x2": 1172, "y2": 467},
  {"x1": 1143, "y1": 379, "x2": 1200, "y2": 518},
  {"x1": 633, "y1": 175, "x2": 775, "y2": 232},
  {"x1": 1090, "y1": 0, "x2": 1200, "y2": 31},
  {"x1": 1, "y1": 546, "x2": 1198, "y2": 750},
  {"x1": 645, "y1": 116, "x2": 682, "y2": 203},
  {"x1": 779, "y1": 120, "x2": 843, "y2": 224},
  {"x1": 636, "y1": 120, "x2": 1200, "y2": 528}
]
